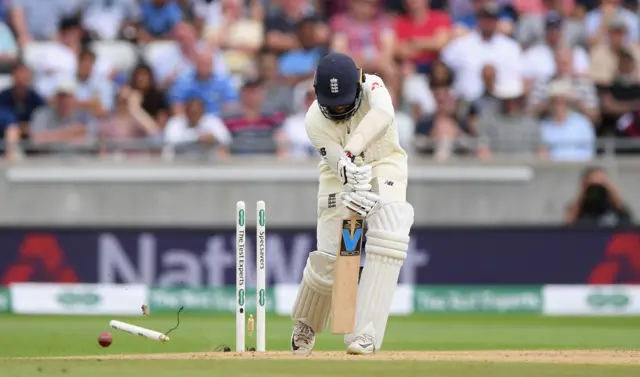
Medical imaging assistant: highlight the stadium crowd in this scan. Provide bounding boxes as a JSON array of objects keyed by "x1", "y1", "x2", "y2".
[{"x1": 0, "y1": 0, "x2": 637, "y2": 161}]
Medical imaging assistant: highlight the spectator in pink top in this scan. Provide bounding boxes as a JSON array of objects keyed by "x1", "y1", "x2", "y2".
[
  {"x1": 330, "y1": 0, "x2": 397, "y2": 89},
  {"x1": 98, "y1": 87, "x2": 161, "y2": 155},
  {"x1": 395, "y1": 0, "x2": 452, "y2": 73}
]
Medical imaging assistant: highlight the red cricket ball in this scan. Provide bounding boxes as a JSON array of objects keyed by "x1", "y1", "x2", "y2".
[{"x1": 98, "y1": 332, "x2": 112, "y2": 348}]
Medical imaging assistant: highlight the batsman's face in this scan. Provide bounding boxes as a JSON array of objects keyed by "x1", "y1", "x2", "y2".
[{"x1": 332, "y1": 105, "x2": 349, "y2": 114}]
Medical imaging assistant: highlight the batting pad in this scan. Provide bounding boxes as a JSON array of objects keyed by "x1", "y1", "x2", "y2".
[
  {"x1": 292, "y1": 251, "x2": 334, "y2": 333},
  {"x1": 345, "y1": 201, "x2": 414, "y2": 349}
]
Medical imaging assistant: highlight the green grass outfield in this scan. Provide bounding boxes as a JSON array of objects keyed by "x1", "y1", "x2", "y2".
[{"x1": 0, "y1": 314, "x2": 639, "y2": 376}]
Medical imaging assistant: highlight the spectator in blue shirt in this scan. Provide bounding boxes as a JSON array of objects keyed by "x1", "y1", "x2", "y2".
[
  {"x1": 541, "y1": 81, "x2": 595, "y2": 161},
  {"x1": 169, "y1": 51, "x2": 238, "y2": 116},
  {"x1": 140, "y1": 0, "x2": 183, "y2": 41},
  {"x1": 0, "y1": 64, "x2": 45, "y2": 140},
  {"x1": 279, "y1": 17, "x2": 326, "y2": 84}
]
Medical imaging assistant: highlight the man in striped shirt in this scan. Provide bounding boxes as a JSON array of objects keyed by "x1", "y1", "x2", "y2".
[{"x1": 223, "y1": 78, "x2": 288, "y2": 155}]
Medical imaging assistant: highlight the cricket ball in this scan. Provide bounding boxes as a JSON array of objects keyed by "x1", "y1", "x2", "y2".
[{"x1": 98, "y1": 332, "x2": 112, "y2": 348}]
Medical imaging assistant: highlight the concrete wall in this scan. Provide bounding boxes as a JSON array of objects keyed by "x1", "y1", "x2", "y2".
[{"x1": 0, "y1": 157, "x2": 634, "y2": 226}]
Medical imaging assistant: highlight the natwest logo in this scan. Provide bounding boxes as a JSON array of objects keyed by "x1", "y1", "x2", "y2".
[
  {"x1": 1, "y1": 233, "x2": 79, "y2": 284},
  {"x1": 97, "y1": 232, "x2": 314, "y2": 286}
]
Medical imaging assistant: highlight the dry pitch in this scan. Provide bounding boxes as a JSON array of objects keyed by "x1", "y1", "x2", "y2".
[{"x1": 12, "y1": 350, "x2": 640, "y2": 365}]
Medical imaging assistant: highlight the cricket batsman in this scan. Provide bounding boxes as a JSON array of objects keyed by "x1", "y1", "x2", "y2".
[{"x1": 290, "y1": 52, "x2": 414, "y2": 355}]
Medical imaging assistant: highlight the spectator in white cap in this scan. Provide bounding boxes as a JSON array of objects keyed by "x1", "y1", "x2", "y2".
[
  {"x1": 529, "y1": 46, "x2": 599, "y2": 123},
  {"x1": 477, "y1": 76, "x2": 546, "y2": 159},
  {"x1": 540, "y1": 80, "x2": 596, "y2": 161},
  {"x1": 30, "y1": 80, "x2": 95, "y2": 149}
]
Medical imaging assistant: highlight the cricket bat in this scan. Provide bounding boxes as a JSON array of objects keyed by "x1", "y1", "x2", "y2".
[{"x1": 331, "y1": 215, "x2": 364, "y2": 334}]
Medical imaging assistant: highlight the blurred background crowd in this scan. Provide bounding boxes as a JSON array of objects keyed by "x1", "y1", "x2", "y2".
[{"x1": 0, "y1": 0, "x2": 638, "y2": 161}]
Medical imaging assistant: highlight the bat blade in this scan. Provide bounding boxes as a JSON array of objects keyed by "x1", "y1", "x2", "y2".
[{"x1": 331, "y1": 216, "x2": 363, "y2": 334}]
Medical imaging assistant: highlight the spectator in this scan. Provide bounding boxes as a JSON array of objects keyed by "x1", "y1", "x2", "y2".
[
  {"x1": 98, "y1": 87, "x2": 161, "y2": 154},
  {"x1": 151, "y1": 23, "x2": 228, "y2": 90},
  {"x1": 565, "y1": 166, "x2": 633, "y2": 226},
  {"x1": 477, "y1": 77, "x2": 546, "y2": 159},
  {"x1": 164, "y1": 97, "x2": 232, "y2": 157},
  {"x1": 281, "y1": 87, "x2": 317, "y2": 157},
  {"x1": 540, "y1": 80, "x2": 596, "y2": 161},
  {"x1": 395, "y1": 0, "x2": 452, "y2": 74},
  {"x1": 8, "y1": 0, "x2": 83, "y2": 45},
  {"x1": 428, "y1": 58, "x2": 455, "y2": 87},
  {"x1": 140, "y1": 0, "x2": 184, "y2": 42},
  {"x1": 74, "y1": 49, "x2": 115, "y2": 120},
  {"x1": 516, "y1": 0, "x2": 587, "y2": 48},
  {"x1": 599, "y1": 47, "x2": 640, "y2": 137},
  {"x1": 265, "y1": 0, "x2": 317, "y2": 53},
  {"x1": 258, "y1": 50, "x2": 294, "y2": 114},
  {"x1": 452, "y1": 0, "x2": 514, "y2": 37},
  {"x1": 586, "y1": 0, "x2": 638, "y2": 46},
  {"x1": 129, "y1": 63, "x2": 171, "y2": 126},
  {"x1": 30, "y1": 80, "x2": 96, "y2": 149},
  {"x1": 31, "y1": 17, "x2": 112, "y2": 99},
  {"x1": 0, "y1": 20, "x2": 18, "y2": 71},
  {"x1": 521, "y1": 12, "x2": 590, "y2": 83},
  {"x1": 441, "y1": 2, "x2": 523, "y2": 102},
  {"x1": 589, "y1": 13, "x2": 640, "y2": 85},
  {"x1": 197, "y1": 0, "x2": 264, "y2": 63},
  {"x1": 461, "y1": 65, "x2": 501, "y2": 124},
  {"x1": 81, "y1": 0, "x2": 141, "y2": 41},
  {"x1": 279, "y1": 17, "x2": 326, "y2": 83},
  {"x1": 169, "y1": 50, "x2": 238, "y2": 115},
  {"x1": 0, "y1": 64, "x2": 45, "y2": 140},
  {"x1": 330, "y1": 0, "x2": 397, "y2": 88},
  {"x1": 402, "y1": 60, "x2": 437, "y2": 123},
  {"x1": 416, "y1": 83, "x2": 470, "y2": 160},
  {"x1": 529, "y1": 47, "x2": 599, "y2": 123},
  {"x1": 223, "y1": 78, "x2": 287, "y2": 155}
]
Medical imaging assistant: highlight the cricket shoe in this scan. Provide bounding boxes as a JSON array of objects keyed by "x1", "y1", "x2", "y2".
[
  {"x1": 346, "y1": 333, "x2": 376, "y2": 355},
  {"x1": 291, "y1": 321, "x2": 315, "y2": 355}
]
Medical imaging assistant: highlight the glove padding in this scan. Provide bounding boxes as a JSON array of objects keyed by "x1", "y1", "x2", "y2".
[
  {"x1": 337, "y1": 154, "x2": 372, "y2": 191},
  {"x1": 342, "y1": 190, "x2": 380, "y2": 218}
]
